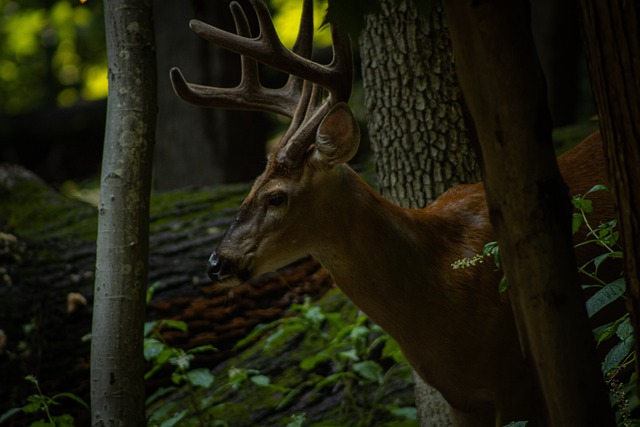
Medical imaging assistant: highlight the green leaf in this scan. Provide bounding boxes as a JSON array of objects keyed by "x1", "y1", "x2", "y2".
[
  {"x1": 572, "y1": 195, "x2": 593, "y2": 214},
  {"x1": 170, "y1": 372, "x2": 185, "y2": 386},
  {"x1": 264, "y1": 323, "x2": 307, "y2": 352},
  {"x1": 161, "y1": 319, "x2": 188, "y2": 332},
  {"x1": 51, "y1": 414, "x2": 75, "y2": 427},
  {"x1": 572, "y1": 212, "x2": 583, "y2": 235},
  {"x1": 616, "y1": 317, "x2": 634, "y2": 341},
  {"x1": 498, "y1": 276, "x2": 508, "y2": 294},
  {"x1": 250, "y1": 374, "x2": 271, "y2": 387},
  {"x1": 586, "y1": 278, "x2": 625, "y2": 317},
  {"x1": 303, "y1": 306, "x2": 325, "y2": 327},
  {"x1": 602, "y1": 337, "x2": 634, "y2": 374},
  {"x1": 185, "y1": 368, "x2": 214, "y2": 388},
  {"x1": 0, "y1": 407, "x2": 23, "y2": 425},
  {"x1": 338, "y1": 349, "x2": 360, "y2": 362},
  {"x1": 156, "y1": 348, "x2": 177, "y2": 366},
  {"x1": 349, "y1": 325, "x2": 370, "y2": 342},
  {"x1": 143, "y1": 321, "x2": 157, "y2": 337},
  {"x1": 146, "y1": 281, "x2": 162, "y2": 303},
  {"x1": 145, "y1": 386, "x2": 177, "y2": 407},
  {"x1": 50, "y1": 392, "x2": 88, "y2": 408},
  {"x1": 390, "y1": 406, "x2": 418, "y2": 420},
  {"x1": 313, "y1": 372, "x2": 350, "y2": 391},
  {"x1": 300, "y1": 350, "x2": 331, "y2": 370},
  {"x1": 158, "y1": 410, "x2": 188, "y2": 427},
  {"x1": 285, "y1": 413, "x2": 306, "y2": 427},
  {"x1": 593, "y1": 315, "x2": 628, "y2": 346},
  {"x1": 353, "y1": 360, "x2": 384, "y2": 383},
  {"x1": 187, "y1": 344, "x2": 217, "y2": 354},
  {"x1": 23, "y1": 396, "x2": 44, "y2": 414},
  {"x1": 233, "y1": 321, "x2": 282, "y2": 350},
  {"x1": 143, "y1": 338, "x2": 166, "y2": 361},
  {"x1": 585, "y1": 184, "x2": 609, "y2": 195},
  {"x1": 483, "y1": 241, "x2": 500, "y2": 258},
  {"x1": 381, "y1": 337, "x2": 406, "y2": 364}
]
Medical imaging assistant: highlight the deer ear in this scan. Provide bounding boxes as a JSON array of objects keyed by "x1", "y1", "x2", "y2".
[{"x1": 312, "y1": 102, "x2": 360, "y2": 168}]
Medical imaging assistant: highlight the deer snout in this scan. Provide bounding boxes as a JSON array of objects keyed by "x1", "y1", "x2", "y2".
[{"x1": 207, "y1": 251, "x2": 235, "y2": 281}]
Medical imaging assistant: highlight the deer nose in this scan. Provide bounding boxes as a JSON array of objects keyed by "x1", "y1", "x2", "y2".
[{"x1": 207, "y1": 251, "x2": 233, "y2": 281}]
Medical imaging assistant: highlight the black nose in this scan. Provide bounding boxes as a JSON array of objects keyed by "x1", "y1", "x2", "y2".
[{"x1": 207, "y1": 251, "x2": 233, "y2": 281}]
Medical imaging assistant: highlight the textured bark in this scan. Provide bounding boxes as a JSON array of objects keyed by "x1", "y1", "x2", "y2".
[
  {"x1": 443, "y1": 0, "x2": 613, "y2": 424},
  {"x1": 360, "y1": 0, "x2": 480, "y2": 210},
  {"x1": 578, "y1": 0, "x2": 640, "y2": 391},
  {"x1": 91, "y1": 0, "x2": 157, "y2": 424},
  {"x1": 0, "y1": 167, "x2": 334, "y2": 426},
  {"x1": 360, "y1": 1, "x2": 479, "y2": 425}
]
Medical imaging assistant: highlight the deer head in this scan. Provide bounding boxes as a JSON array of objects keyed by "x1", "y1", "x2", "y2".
[{"x1": 170, "y1": 0, "x2": 357, "y2": 287}]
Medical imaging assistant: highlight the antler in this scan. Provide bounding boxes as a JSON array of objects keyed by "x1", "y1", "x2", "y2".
[{"x1": 170, "y1": 0, "x2": 353, "y2": 168}]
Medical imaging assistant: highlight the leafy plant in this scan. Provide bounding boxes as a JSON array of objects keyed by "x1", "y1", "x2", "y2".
[
  {"x1": 0, "y1": 375, "x2": 87, "y2": 426},
  {"x1": 144, "y1": 319, "x2": 217, "y2": 427},
  {"x1": 235, "y1": 297, "x2": 417, "y2": 426},
  {"x1": 572, "y1": 186, "x2": 637, "y2": 425},
  {"x1": 451, "y1": 184, "x2": 637, "y2": 425}
]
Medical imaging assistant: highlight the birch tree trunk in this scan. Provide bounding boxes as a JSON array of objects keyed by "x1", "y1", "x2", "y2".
[
  {"x1": 359, "y1": 1, "x2": 479, "y2": 424},
  {"x1": 443, "y1": 0, "x2": 613, "y2": 424},
  {"x1": 91, "y1": 0, "x2": 157, "y2": 424}
]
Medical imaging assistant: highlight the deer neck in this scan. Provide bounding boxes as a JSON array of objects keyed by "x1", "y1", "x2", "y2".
[{"x1": 310, "y1": 166, "x2": 447, "y2": 328}]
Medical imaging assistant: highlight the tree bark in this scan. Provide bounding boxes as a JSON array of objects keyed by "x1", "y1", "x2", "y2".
[
  {"x1": 91, "y1": 0, "x2": 157, "y2": 424},
  {"x1": 360, "y1": 1, "x2": 479, "y2": 425},
  {"x1": 443, "y1": 0, "x2": 613, "y2": 424},
  {"x1": 0, "y1": 168, "x2": 334, "y2": 425},
  {"x1": 577, "y1": 0, "x2": 640, "y2": 391},
  {"x1": 360, "y1": 0, "x2": 480, "y2": 209}
]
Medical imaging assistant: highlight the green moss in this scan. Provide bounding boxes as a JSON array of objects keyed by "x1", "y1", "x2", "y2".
[
  {"x1": 1, "y1": 175, "x2": 250, "y2": 244},
  {"x1": 0, "y1": 179, "x2": 97, "y2": 241},
  {"x1": 148, "y1": 184, "x2": 248, "y2": 233}
]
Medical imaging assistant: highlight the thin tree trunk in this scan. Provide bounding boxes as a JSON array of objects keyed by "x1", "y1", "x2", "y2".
[
  {"x1": 443, "y1": 0, "x2": 613, "y2": 424},
  {"x1": 91, "y1": 0, "x2": 157, "y2": 424},
  {"x1": 578, "y1": 0, "x2": 640, "y2": 391},
  {"x1": 360, "y1": 1, "x2": 479, "y2": 425}
]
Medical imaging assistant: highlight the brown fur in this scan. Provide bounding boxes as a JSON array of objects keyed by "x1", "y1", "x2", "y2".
[{"x1": 213, "y1": 111, "x2": 612, "y2": 426}]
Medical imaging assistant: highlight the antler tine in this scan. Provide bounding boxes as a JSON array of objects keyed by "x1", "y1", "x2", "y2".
[
  {"x1": 327, "y1": 23, "x2": 353, "y2": 103},
  {"x1": 190, "y1": 0, "x2": 351, "y2": 103},
  {"x1": 170, "y1": 1, "x2": 300, "y2": 117}
]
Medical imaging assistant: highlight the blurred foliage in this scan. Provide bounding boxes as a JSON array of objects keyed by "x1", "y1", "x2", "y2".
[
  {"x1": 0, "y1": 0, "x2": 335, "y2": 116},
  {"x1": 271, "y1": 0, "x2": 331, "y2": 48},
  {"x1": 0, "y1": 0, "x2": 107, "y2": 114}
]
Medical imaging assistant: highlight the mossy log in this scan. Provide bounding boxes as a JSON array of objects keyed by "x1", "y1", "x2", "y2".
[{"x1": 0, "y1": 164, "x2": 346, "y2": 425}]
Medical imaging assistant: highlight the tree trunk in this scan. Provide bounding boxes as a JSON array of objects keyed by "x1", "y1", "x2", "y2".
[
  {"x1": 0, "y1": 167, "x2": 335, "y2": 425},
  {"x1": 153, "y1": 0, "x2": 268, "y2": 190},
  {"x1": 91, "y1": 0, "x2": 157, "y2": 424},
  {"x1": 443, "y1": 0, "x2": 613, "y2": 424},
  {"x1": 359, "y1": 1, "x2": 479, "y2": 425},
  {"x1": 577, "y1": 0, "x2": 640, "y2": 391},
  {"x1": 359, "y1": 0, "x2": 480, "y2": 209}
]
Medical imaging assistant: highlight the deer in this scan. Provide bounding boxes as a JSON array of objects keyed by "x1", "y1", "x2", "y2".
[{"x1": 169, "y1": 0, "x2": 614, "y2": 425}]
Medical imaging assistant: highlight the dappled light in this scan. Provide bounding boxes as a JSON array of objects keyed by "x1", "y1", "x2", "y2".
[{"x1": 0, "y1": 0, "x2": 106, "y2": 113}]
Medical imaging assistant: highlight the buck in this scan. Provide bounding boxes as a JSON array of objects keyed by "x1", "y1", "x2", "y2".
[{"x1": 170, "y1": 1, "x2": 613, "y2": 425}]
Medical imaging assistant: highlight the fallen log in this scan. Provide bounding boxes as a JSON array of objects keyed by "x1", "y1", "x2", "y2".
[{"x1": 0, "y1": 164, "x2": 338, "y2": 425}]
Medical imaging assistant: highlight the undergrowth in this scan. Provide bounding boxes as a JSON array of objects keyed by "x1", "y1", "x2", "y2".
[
  {"x1": 455, "y1": 184, "x2": 637, "y2": 425},
  {"x1": 3, "y1": 186, "x2": 635, "y2": 426}
]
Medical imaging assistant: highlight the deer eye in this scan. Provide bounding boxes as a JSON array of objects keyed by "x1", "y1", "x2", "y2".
[{"x1": 267, "y1": 192, "x2": 287, "y2": 207}]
